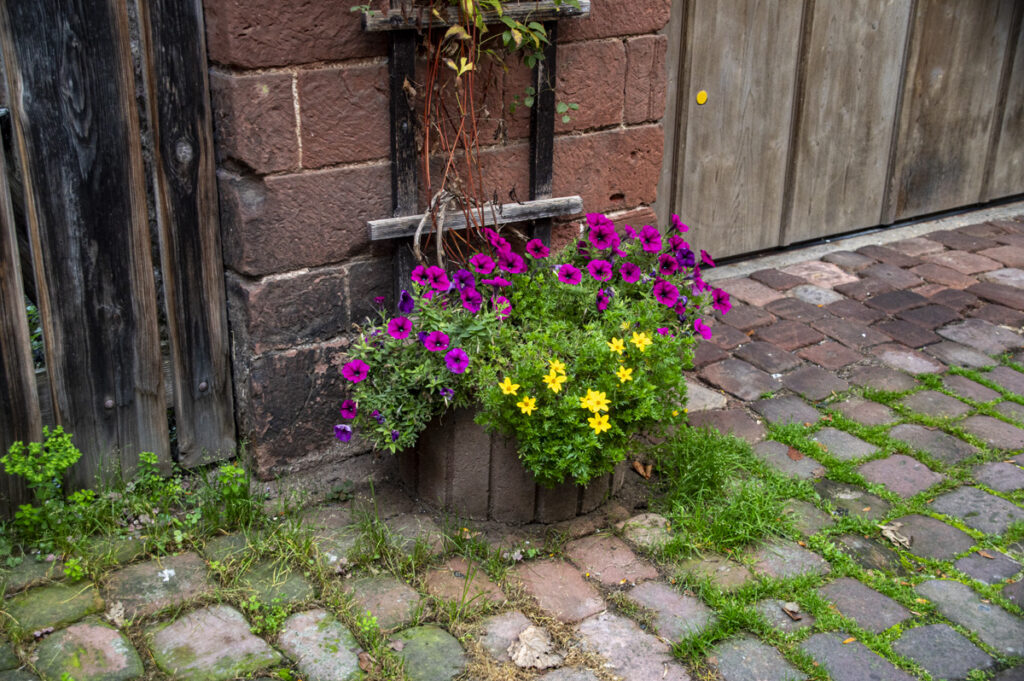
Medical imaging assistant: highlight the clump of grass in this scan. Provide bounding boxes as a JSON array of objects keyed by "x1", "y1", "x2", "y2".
[{"x1": 653, "y1": 427, "x2": 790, "y2": 555}]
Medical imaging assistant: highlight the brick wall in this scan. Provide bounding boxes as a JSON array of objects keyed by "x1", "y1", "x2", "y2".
[{"x1": 202, "y1": 0, "x2": 672, "y2": 480}]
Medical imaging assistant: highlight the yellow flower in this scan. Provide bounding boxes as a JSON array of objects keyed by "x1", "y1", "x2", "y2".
[
  {"x1": 616, "y1": 365, "x2": 633, "y2": 383},
  {"x1": 542, "y1": 371, "x2": 567, "y2": 393},
  {"x1": 516, "y1": 396, "x2": 537, "y2": 415},
  {"x1": 579, "y1": 389, "x2": 610, "y2": 413},
  {"x1": 498, "y1": 377, "x2": 519, "y2": 395},
  {"x1": 607, "y1": 337, "x2": 625, "y2": 355},
  {"x1": 588, "y1": 413, "x2": 611, "y2": 434},
  {"x1": 620, "y1": 321, "x2": 630, "y2": 330},
  {"x1": 631, "y1": 331, "x2": 652, "y2": 352},
  {"x1": 549, "y1": 359, "x2": 566, "y2": 375}
]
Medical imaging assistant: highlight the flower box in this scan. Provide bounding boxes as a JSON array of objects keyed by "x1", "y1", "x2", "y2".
[{"x1": 398, "y1": 407, "x2": 624, "y2": 523}]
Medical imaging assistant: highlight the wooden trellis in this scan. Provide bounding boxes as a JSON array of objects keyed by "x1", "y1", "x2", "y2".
[{"x1": 363, "y1": 1, "x2": 590, "y2": 291}]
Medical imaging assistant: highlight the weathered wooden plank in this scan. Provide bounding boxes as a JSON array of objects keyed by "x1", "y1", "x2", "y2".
[
  {"x1": 138, "y1": 0, "x2": 235, "y2": 469},
  {"x1": 0, "y1": 0, "x2": 169, "y2": 487},
  {"x1": 371, "y1": 195, "x2": 583, "y2": 240},
  {"x1": 675, "y1": 0, "x2": 805, "y2": 257},
  {"x1": 528, "y1": 21, "x2": 558, "y2": 244},
  {"x1": 363, "y1": 0, "x2": 589, "y2": 31},
  {"x1": 887, "y1": 0, "x2": 1016, "y2": 221},
  {"x1": 0, "y1": 120, "x2": 37, "y2": 516},
  {"x1": 986, "y1": 6, "x2": 1024, "y2": 201},
  {"x1": 784, "y1": 0, "x2": 912, "y2": 243}
]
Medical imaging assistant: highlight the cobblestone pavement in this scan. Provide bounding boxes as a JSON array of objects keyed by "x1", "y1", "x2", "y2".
[{"x1": 2, "y1": 217, "x2": 1024, "y2": 680}]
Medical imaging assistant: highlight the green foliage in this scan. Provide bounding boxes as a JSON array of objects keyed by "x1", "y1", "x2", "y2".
[
  {"x1": 3, "y1": 426, "x2": 80, "y2": 504},
  {"x1": 240, "y1": 595, "x2": 290, "y2": 636},
  {"x1": 63, "y1": 556, "x2": 85, "y2": 582}
]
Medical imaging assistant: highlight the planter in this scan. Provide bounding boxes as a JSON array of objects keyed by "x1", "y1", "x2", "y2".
[{"x1": 398, "y1": 407, "x2": 624, "y2": 524}]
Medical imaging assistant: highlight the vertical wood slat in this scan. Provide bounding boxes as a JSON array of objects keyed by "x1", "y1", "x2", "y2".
[
  {"x1": 389, "y1": 28, "x2": 419, "y2": 301},
  {"x1": 675, "y1": 0, "x2": 804, "y2": 257},
  {"x1": 138, "y1": 0, "x2": 235, "y2": 469},
  {"x1": 0, "y1": 0, "x2": 169, "y2": 487},
  {"x1": 783, "y1": 0, "x2": 912, "y2": 244},
  {"x1": 0, "y1": 121, "x2": 37, "y2": 515},
  {"x1": 528, "y1": 21, "x2": 558, "y2": 245},
  {"x1": 886, "y1": 0, "x2": 1017, "y2": 222},
  {"x1": 985, "y1": 4, "x2": 1024, "y2": 201}
]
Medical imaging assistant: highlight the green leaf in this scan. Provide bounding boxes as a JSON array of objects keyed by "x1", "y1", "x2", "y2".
[
  {"x1": 562, "y1": 115, "x2": 571, "y2": 123},
  {"x1": 523, "y1": 96, "x2": 535, "y2": 108},
  {"x1": 556, "y1": 102, "x2": 569, "y2": 114}
]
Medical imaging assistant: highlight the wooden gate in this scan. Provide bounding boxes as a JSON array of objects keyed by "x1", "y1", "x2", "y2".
[
  {"x1": 666, "y1": 0, "x2": 1024, "y2": 258},
  {"x1": 0, "y1": 0, "x2": 234, "y2": 513}
]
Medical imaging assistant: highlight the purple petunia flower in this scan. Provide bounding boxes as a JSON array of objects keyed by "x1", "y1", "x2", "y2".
[
  {"x1": 653, "y1": 279, "x2": 679, "y2": 307},
  {"x1": 596, "y1": 289, "x2": 610, "y2": 312},
  {"x1": 426, "y1": 266, "x2": 450, "y2": 291},
  {"x1": 658, "y1": 254, "x2": 679, "y2": 276},
  {"x1": 498, "y1": 250, "x2": 526, "y2": 274},
  {"x1": 423, "y1": 331, "x2": 450, "y2": 352},
  {"x1": 576, "y1": 239, "x2": 590, "y2": 257},
  {"x1": 694, "y1": 318, "x2": 712, "y2": 340},
  {"x1": 411, "y1": 265, "x2": 430, "y2": 286},
  {"x1": 668, "y1": 235, "x2": 690, "y2": 253},
  {"x1": 391, "y1": 430, "x2": 400, "y2": 442},
  {"x1": 692, "y1": 269, "x2": 710, "y2": 292},
  {"x1": 671, "y1": 214, "x2": 689, "y2": 233},
  {"x1": 445, "y1": 347, "x2": 470, "y2": 374},
  {"x1": 557, "y1": 264, "x2": 582, "y2": 285},
  {"x1": 398, "y1": 289, "x2": 415, "y2": 314},
  {"x1": 588, "y1": 222, "x2": 620, "y2": 251},
  {"x1": 460, "y1": 287, "x2": 483, "y2": 313},
  {"x1": 454, "y1": 269, "x2": 475, "y2": 291},
  {"x1": 387, "y1": 316, "x2": 413, "y2": 339},
  {"x1": 619, "y1": 261, "x2": 641, "y2": 283},
  {"x1": 342, "y1": 359, "x2": 369, "y2": 383},
  {"x1": 334, "y1": 424, "x2": 353, "y2": 442},
  {"x1": 656, "y1": 327, "x2": 671, "y2": 336},
  {"x1": 674, "y1": 297, "x2": 688, "y2": 317},
  {"x1": 372, "y1": 409, "x2": 385, "y2": 424},
  {"x1": 639, "y1": 225, "x2": 662, "y2": 253},
  {"x1": 439, "y1": 387, "x2": 455, "y2": 399},
  {"x1": 492, "y1": 295, "x2": 511, "y2": 319},
  {"x1": 483, "y1": 227, "x2": 509, "y2": 252},
  {"x1": 700, "y1": 249, "x2": 716, "y2": 267},
  {"x1": 622, "y1": 224, "x2": 639, "y2": 240},
  {"x1": 482, "y1": 276, "x2": 512, "y2": 287},
  {"x1": 526, "y1": 239, "x2": 549, "y2": 259},
  {"x1": 339, "y1": 399, "x2": 358, "y2": 419},
  {"x1": 374, "y1": 296, "x2": 386, "y2": 306},
  {"x1": 712, "y1": 288, "x2": 731, "y2": 315},
  {"x1": 676, "y1": 248, "x2": 696, "y2": 268},
  {"x1": 587, "y1": 259, "x2": 613, "y2": 282},
  {"x1": 469, "y1": 253, "x2": 496, "y2": 275}
]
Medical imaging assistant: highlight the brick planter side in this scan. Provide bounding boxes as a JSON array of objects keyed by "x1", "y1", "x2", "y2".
[{"x1": 399, "y1": 407, "x2": 622, "y2": 523}]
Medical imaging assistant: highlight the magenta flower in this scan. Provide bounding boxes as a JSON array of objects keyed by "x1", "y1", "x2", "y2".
[
  {"x1": 619, "y1": 261, "x2": 641, "y2": 283},
  {"x1": 587, "y1": 259, "x2": 613, "y2": 282},
  {"x1": 639, "y1": 225, "x2": 662, "y2": 253},
  {"x1": 676, "y1": 248, "x2": 696, "y2": 268},
  {"x1": 445, "y1": 347, "x2": 470, "y2": 374},
  {"x1": 674, "y1": 298, "x2": 688, "y2": 316},
  {"x1": 658, "y1": 254, "x2": 679, "y2": 276},
  {"x1": 526, "y1": 239, "x2": 550, "y2": 259},
  {"x1": 492, "y1": 295, "x2": 511, "y2": 319},
  {"x1": 334, "y1": 424, "x2": 353, "y2": 442},
  {"x1": 426, "y1": 266, "x2": 450, "y2": 291},
  {"x1": 693, "y1": 270, "x2": 710, "y2": 292},
  {"x1": 622, "y1": 224, "x2": 639, "y2": 240},
  {"x1": 454, "y1": 269, "x2": 475, "y2": 291},
  {"x1": 588, "y1": 222, "x2": 620, "y2": 251},
  {"x1": 669, "y1": 235, "x2": 690, "y2": 253},
  {"x1": 498, "y1": 250, "x2": 526, "y2": 274},
  {"x1": 387, "y1": 317, "x2": 413, "y2": 339},
  {"x1": 671, "y1": 214, "x2": 689, "y2": 233},
  {"x1": 342, "y1": 359, "x2": 369, "y2": 383},
  {"x1": 460, "y1": 287, "x2": 483, "y2": 313},
  {"x1": 557, "y1": 264, "x2": 582, "y2": 285},
  {"x1": 372, "y1": 409, "x2": 385, "y2": 424},
  {"x1": 339, "y1": 399, "x2": 358, "y2": 419},
  {"x1": 398, "y1": 289, "x2": 415, "y2": 314},
  {"x1": 712, "y1": 288, "x2": 732, "y2": 314},
  {"x1": 423, "y1": 331, "x2": 450, "y2": 352},
  {"x1": 596, "y1": 289, "x2": 610, "y2": 312},
  {"x1": 469, "y1": 253, "x2": 496, "y2": 275},
  {"x1": 482, "y1": 276, "x2": 512, "y2": 287},
  {"x1": 483, "y1": 227, "x2": 509, "y2": 252},
  {"x1": 700, "y1": 249, "x2": 716, "y2": 267},
  {"x1": 656, "y1": 327, "x2": 671, "y2": 336},
  {"x1": 411, "y1": 265, "x2": 430, "y2": 286},
  {"x1": 653, "y1": 280, "x2": 679, "y2": 307},
  {"x1": 694, "y1": 318, "x2": 712, "y2": 340}
]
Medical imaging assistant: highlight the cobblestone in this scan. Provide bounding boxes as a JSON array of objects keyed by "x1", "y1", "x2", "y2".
[
  {"x1": 916, "y1": 579, "x2": 1024, "y2": 656},
  {"x1": 818, "y1": 578, "x2": 910, "y2": 633},
  {"x1": 699, "y1": 359, "x2": 780, "y2": 401},
  {"x1": 687, "y1": 408, "x2": 766, "y2": 443},
  {"x1": 847, "y1": 365, "x2": 918, "y2": 391},
  {"x1": 930, "y1": 487, "x2": 1024, "y2": 535},
  {"x1": 735, "y1": 341, "x2": 803, "y2": 373},
  {"x1": 974, "y1": 461, "x2": 1024, "y2": 492},
  {"x1": 889, "y1": 424, "x2": 979, "y2": 465},
  {"x1": 833, "y1": 534, "x2": 909, "y2": 575},
  {"x1": 748, "y1": 539, "x2": 830, "y2": 579},
  {"x1": 832, "y1": 398, "x2": 896, "y2": 426},
  {"x1": 889, "y1": 514, "x2": 974, "y2": 560},
  {"x1": 343, "y1": 575, "x2": 422, "y2": 631},
  {"x1": 925, "y1": 341, "x2": 997, "y2": 369},
  {"x1": 790, "y1": 284, "x2": 844, "y2": 306},
  {"x1": 810, "y1": 427, "x2": 878, "y2": 461},
  {"x1": 751, "y1": 396, "x2": 821, "y2": 426},
  {"x1": 893, "y1": 623, "x2": 995, "y2": 681},
  {"x1": 944, "y1": 374, "x2": 1001, "y2": 401},
  {"x1": 712, "y1": 635, "x2": 806, "y2": 681},
  {"x1": 870, "y1": 343, "x2": 945, "y2": 374},
  {"x1": 857, "y1": 454, "x2": 944, "y2": 497},
  {"x1": 937, "y1": 318, "x2": 1024, "y2": 354},
  {"x1": 801, "y1": 632, "x2": 915, "y2": 681},
  {"x1": 752, "y1": 440, "x2": 825, "y2": 479},
  {"x1": 954, "y1": 550, "x2": 1021, "y2": 585},
  {"x1": 874, "y1": 319, "x2": 941, "y2": 348},
  {"x1": 513, "y1": 560, "x2": 604, "y2": 623},
  {"x1": 577, "y1": 612, "x2": 690, "y2": 681},
  {"x1": 813, "y1": 480, "x2": 890, "y2": 521},
  {"x1": 755, "y1": 599, "x2": 815, "y2": 633},
  {"x1": 783, "y1": 366, "x2": 849, "y2": 400},
  {"x1": 278, "y1": 610, "x2": 363, "y2": 681},
  {"x1": 961, "y1": 415, "x2": 1024, "y2": 450},
  {"x1": 102, "y1": 552, "x2": 212, "y2": 620},
  {"x1": 675, "y1": 553, "x2": 754, "y2": 591},
  {"x1": 628, "y1": 580, "x2": 717, "y2": 640},
  {"x1": 765, "y1": 296, "x2": 831, "y2": 322},
  {"x1": 565, "y1": 534, "x2": 657, "y2": 586},
  {"x1": 782, "y1": 499, "x2": 834, "y2": 536},
  {"x1": 798, "y1": 341, "x2": 864, "y2": 369}
]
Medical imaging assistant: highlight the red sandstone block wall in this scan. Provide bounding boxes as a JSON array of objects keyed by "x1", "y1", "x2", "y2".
[{"x1": 202, "y1": 0, "x2": 672, "y2": 479}]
